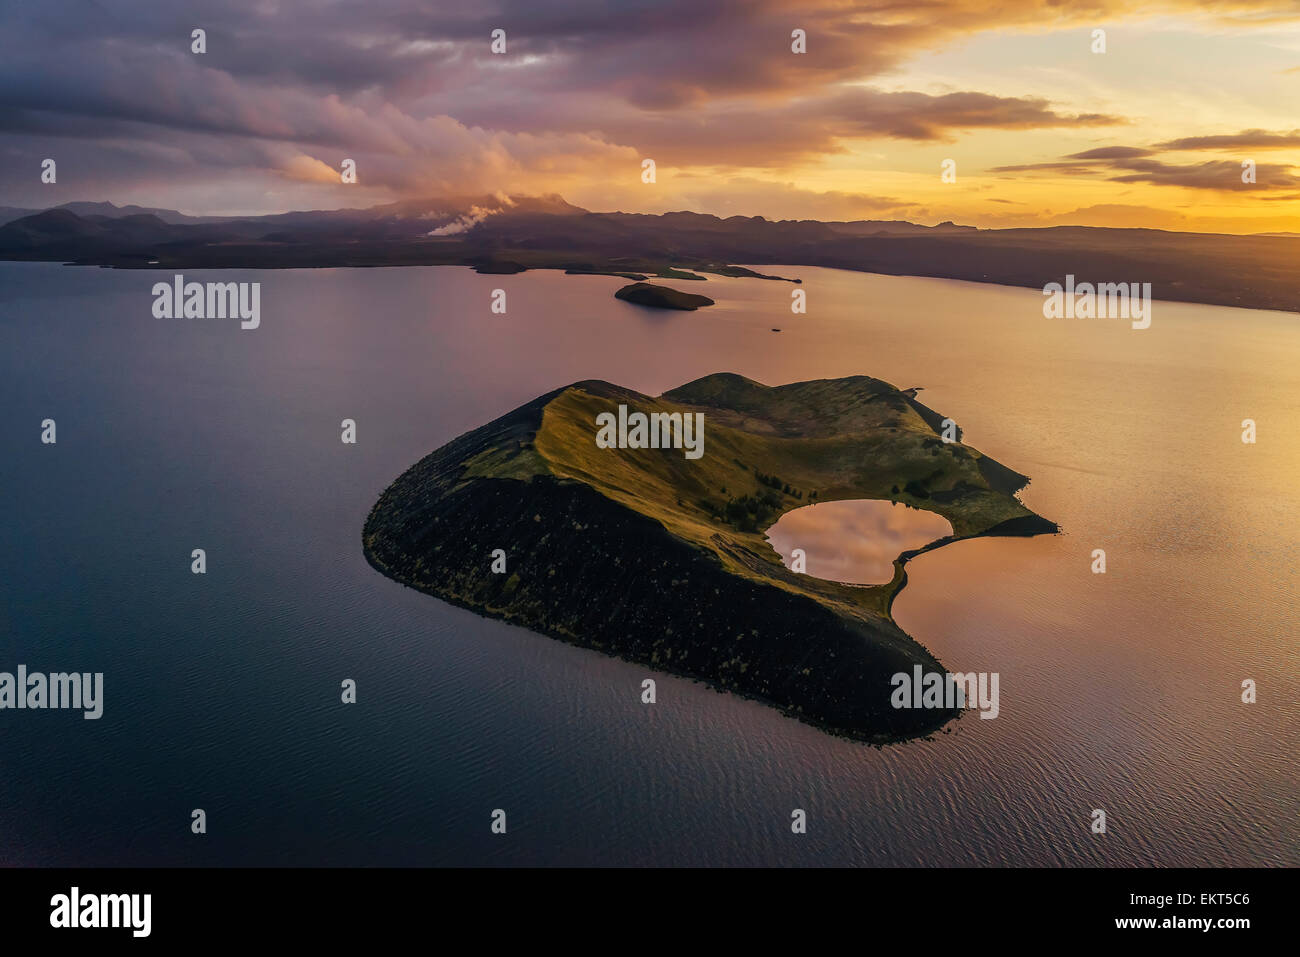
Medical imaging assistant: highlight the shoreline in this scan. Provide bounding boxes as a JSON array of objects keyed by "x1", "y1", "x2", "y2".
[
  {"x1": 3, "y1": 255, "x2": 1292, "y2": 316},
  {"x1": 361, "y1": 527, "x2": 965, "y2": 749}
]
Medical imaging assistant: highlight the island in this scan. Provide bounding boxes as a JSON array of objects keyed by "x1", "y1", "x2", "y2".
[
  {"x1": 614, "y1": 282, "x2": 715, "y2": 310},
  {"x1": 362, "y1": 373, "x2": 1056, "y2": 743}
]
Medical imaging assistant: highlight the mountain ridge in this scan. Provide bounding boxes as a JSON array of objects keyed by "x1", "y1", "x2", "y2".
[{"x1": 3, "y1": 195, "x2": 1298, "y2": 312}]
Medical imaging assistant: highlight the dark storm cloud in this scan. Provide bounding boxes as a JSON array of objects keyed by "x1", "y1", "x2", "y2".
[
  {"x1": 0, "y1": 0, "x2": 1211, "y2": 210},
  {"x1": 1110, "y1": 158, "x2": 1300, "y2": 190},
  {"x1": 993, "y1": 142, "x2": 1300, "y2": 191},
  {"x1": 1066, "y1": 147, "x2": 1153, "y2": 160},
  {"x1": 1154, "y1": 129, "x2": 1300, "y2": 151}
]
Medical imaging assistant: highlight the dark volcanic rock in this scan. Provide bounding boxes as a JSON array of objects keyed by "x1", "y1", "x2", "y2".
[
  {"x1": 365, "y1": 469, "x2": 954, "y2": 743},
  {"x1": 614, "y1": 282, "x2": 715, "y2": 310}
]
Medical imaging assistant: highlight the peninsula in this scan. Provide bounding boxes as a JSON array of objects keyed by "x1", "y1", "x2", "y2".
[{"x1": 362, "y1": 373, "x2": 1056, "y2": 743}]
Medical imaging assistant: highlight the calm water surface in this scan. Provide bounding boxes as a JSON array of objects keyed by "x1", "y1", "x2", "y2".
[
  {"x1": 766, "y1": 500, "x2": 952, "y2": 584},
  {"x1": 1, "y1": 261, "x2": 1295, "y2": 866}
]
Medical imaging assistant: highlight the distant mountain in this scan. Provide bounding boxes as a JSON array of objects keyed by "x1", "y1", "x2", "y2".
[
  {"x1": 0, "y1": 201, "x2": 235, "y2": 227},
  {"x1": 825, "y1": 219, "x2": 979, "y2": 237},
  {"x1": 0, "y1": 206, "x2": 39, "y2": 227},
  {"x1": 54, "y1": 201, "x2": 237, "y2": 225},
  {"x1": 0, "y1": 208, "x2": 187, "y2": 253},
  {"x1": 1, "y1": 195, "x2": 1298, "y2": 313},
  {"x1": 0, "y1": 193, "x2": 585, "y2": 231}
]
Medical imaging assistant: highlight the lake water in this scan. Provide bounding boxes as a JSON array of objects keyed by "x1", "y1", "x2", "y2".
[
  {"x1": 765, "y1": 499, "x2": 953, "y2": 584},
  {"x1": 1, "y1": 261, "x2": 1295, "y2": 866}
]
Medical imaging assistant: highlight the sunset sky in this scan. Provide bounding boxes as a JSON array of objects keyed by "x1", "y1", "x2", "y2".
[{"x1": 6, "y1": 1, "x2": 1300, "y2": 232}]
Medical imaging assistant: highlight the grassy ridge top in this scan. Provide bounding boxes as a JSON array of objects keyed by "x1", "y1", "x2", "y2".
[{"x1": 462, "y1": 372, "x2": 1049, "y2": 622}]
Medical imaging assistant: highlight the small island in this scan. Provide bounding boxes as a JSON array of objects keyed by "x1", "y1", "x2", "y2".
[
  {"x1": 614, "y1": 281, "x2": 715, "y2": 310},
  {"x1": 363, "y1": 373, "x2": 1056, "y2": 743}
]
